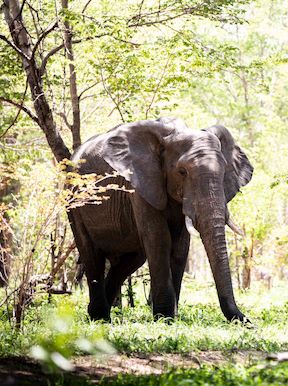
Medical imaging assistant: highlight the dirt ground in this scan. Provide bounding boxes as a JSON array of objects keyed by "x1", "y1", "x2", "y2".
[{"x1": 0, "y1": 350, "x2": 265, "y2": 386}]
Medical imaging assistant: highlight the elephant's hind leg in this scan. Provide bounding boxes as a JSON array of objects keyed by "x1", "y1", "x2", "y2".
[
  {"x1": 86, "y1": 251, "x2": 110, "y2": 321},
  {"x1": 105, "y1": 252, "x2": 146, "y2": 307},
  {"x1": 69, "y1": 212, "x2": 110, "y2": 321}
]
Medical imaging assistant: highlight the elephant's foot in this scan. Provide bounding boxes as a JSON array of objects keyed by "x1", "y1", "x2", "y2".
[
  {"x1": 88, "y1": 303, "x2": 111, "y2": 322},
  {"x1": 226, "y1": 310, "x2": 246, "y2": 322},
  {"x1": 151, "y1": 284, "x2": 177, "y2": 321},
  {"x1": 229, "y1": 313, "x2": 254, "y2": 328},
  {"x1": 152, "y1": 304, "x2": 176, "y2": 321},
  {"x1": 220, "y1": 297, "x2": 253, "y2": 326},
  {"x1": 153, "y1": 314, "x2": 174, "y2": 324},
  {"x1": 228, "y1": 312, "x2": 254, "y2": 328}
]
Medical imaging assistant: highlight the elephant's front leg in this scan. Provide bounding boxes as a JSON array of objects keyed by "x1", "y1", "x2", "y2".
[
  {"x1": 132, "y1": 194, "x2": 176, "y2": 319},
  {"x1": 170, "y1": 225, "x2": 190, "y2": 306}
]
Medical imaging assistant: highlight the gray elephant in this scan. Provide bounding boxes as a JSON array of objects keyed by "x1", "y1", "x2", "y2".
[{"x1": 69, "y1": 118, "x2": 253, "y2": 322}]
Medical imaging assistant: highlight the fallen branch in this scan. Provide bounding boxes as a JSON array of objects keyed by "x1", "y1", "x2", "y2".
[{"x1": 52, "y1": 241, "x2": 76, "y2": 277}]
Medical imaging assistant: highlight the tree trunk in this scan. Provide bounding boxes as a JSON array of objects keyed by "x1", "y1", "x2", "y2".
[
  {"x1": 61, "y1": 0, "x2": 81, "y2": 150},
  {"x1": 0, "y1": 167, "x2": 20, "y2": 287},
  {"x1": 3, "y1": 0, "x2": 71, "y2": 162},
  {"x1": 241, "y1": 246, "x2": 250, "y2": 289},
  {"x1": 0, "y1": 212, "x2": 11, "y2": 287},
  {"x1": 241, "y1": 228, "x2": 254, "y2": 290},
  {"x1": 127, "y1": 275, "x2": 135, "y2": 307},
  {"x1": 234, "y1": 233, "x2": 241, "y2": 290}
]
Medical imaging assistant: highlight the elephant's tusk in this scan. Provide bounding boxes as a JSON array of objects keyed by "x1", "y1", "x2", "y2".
[
  {"x1": 227, "y1": 217, "x2": 244, "y2": 236},
  {"x1": 185, "y1": 216, "x2": 195, "y2": 235}
]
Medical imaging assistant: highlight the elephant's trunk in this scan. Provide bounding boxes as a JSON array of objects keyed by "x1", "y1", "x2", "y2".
[
  {"x1": 199, "y1": 218, "x2": 244, "y2": 321},
  {"x1": 184, "y1": 176, "x2": 245, "y2": 321}
]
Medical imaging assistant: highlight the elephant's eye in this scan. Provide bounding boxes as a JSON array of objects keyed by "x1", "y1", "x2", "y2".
[{"x1": 178, "y1": 167, "x2": 187, "y2": 177}]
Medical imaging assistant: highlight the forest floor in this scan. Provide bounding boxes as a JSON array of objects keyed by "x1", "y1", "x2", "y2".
[{"x1": 0, "y1": 350, "x2": 267, "y2": 385}]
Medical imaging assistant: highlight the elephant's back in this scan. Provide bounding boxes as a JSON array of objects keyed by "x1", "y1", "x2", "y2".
[{"x1": 71, "y1": 133, "x2": 114, "y2": 176}]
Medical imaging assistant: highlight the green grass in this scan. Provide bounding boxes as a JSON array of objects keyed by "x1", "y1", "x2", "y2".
[
  {"x1": 96, "y1": 363, "x2": 288, "y2": 386},
  {"x1": 0, "y1": 278, "x2": 287, "y2": 384},
  {"x1": 0, "y1": 279, "x2": 287, "y2": 357},
  {"x1": 33, "y1": 362, "x2": 288, "y2": 386}
]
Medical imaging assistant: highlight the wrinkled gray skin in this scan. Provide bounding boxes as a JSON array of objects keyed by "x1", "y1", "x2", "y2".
[{"x1": 70, "y1": 118, "x2": 253, "y2": 322}]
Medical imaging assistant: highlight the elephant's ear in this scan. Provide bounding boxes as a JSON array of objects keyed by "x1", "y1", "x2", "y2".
[
  {"x1": 205, "y1": 125, "x2": 253, "y2": 202},
  {"x1": 100, "y1": 120, "x2": 175, "y2": 210}
]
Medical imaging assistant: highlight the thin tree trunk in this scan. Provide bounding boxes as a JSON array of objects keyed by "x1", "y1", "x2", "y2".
[
  {"x1": 127, "y1": 275, "x2": 135, "y2": 307},
  {"x1": 234, "y1": 233, "x2": 241, "y2": 290},
  {"x1": 61, "y1": 0, "x2": 81, "y2": 150},
  {"x1": 0, "y1": 212, "x2": 12, "y2": 287},
  {"x1": 242, "y1": 229, "x2": 254, "y2": 290},
  {"x1": 241, "y1": 246, "x2": 250, "y2": 289},
  {"x1": 0, "y1": 167, "x2": 20, "y2": 287}
]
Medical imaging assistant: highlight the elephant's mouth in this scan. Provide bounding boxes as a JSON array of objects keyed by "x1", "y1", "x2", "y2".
[{"x1": 185, "y1": 212, "x2": 243, "y2": 236}]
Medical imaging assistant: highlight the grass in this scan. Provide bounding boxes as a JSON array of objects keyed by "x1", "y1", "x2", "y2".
[
  {"x1": 0, "y1": 277, "x2": 287, "y2": 384},
  {"x1": 1, "y1": 278, "x2": 286, "y2": 356},
  {"x1": 96, "y1": 363, "x2": 288, "y2": 386},
  {"x1": 27, "y1": 362, "x2": 287, "y2": 386}
]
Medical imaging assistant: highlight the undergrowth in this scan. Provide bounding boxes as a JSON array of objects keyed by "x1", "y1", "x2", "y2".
[
  {"x1": 97, "y1": 363, "x2": 288, "y2": 386},
  {"x1": 0, "y1": 279, "x2": 287, "y2": 359}
]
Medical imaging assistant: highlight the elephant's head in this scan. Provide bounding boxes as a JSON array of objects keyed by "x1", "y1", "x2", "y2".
[{"x1": 100, "y1": 118, "x2": 253, "y2": 321}]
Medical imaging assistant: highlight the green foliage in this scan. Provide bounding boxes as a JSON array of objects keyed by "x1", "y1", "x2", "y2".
[
  {"x1": 107, "y1": 299, "x2": 288, "y2": 354},
  {"x1": 0, "y1": 282, "x2": 287, "y2": 384},
  {"x1": 30, "y1": 304, "x2": 115, "y2": 373},
  {"x1": 0, "y1": 46, "x2": 24, "y2": 99},
  {"x1": 0, "y1": 0, "x2": 254, "y2": 133},
  {"x1": 97, "y1": 363, "x2": 288, "y2": 386},
  {"x1": 271, "y1": 174, "x2": 288, "y2": 189}
]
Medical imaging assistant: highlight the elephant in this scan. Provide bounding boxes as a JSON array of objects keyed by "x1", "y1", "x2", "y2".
[{"x1": 69, "y1": 117, "x2": 253, "y2": 322}]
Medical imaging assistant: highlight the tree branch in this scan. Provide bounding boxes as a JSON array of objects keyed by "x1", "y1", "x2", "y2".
[
  {"x1": 40, "y1": 35, "x2": 106, "y2": 75},
  {"x1": 0, "y1": 34, "x2": 30, "y2": 60},
  {"x1": 127, "y1": 2, "x2": 243, "y2": 28},
  {"x1": 51, "y1": 242, "x2": 76, "y2": 277},
  {"x1": 32, "y1": 20, "x2": 59, "y2": 58},
  {"x1": 78, "y1": 81, "x2": 100, "y2": 101},
  {"x1": 128, "y1": 11, "x2": 187, "y2": 28},
  {"x1": 0, "y1": 79, "x2": 39, "y2": 139},
  {"x1": 108, "y1": 92, "x2": 131, "y2": 117},
  {"x1": 0, "y1": 97, "x2": 39, "y2": 124},
  {"x1": 18, "y1": 0, "x2": 28, "y2": 18},
  {"x1": 62, "y1": 0, "x2": 81, "y2": 150},
  {"x1": 100, "y1": 69, "x2": 125, "y2": 123},
  {"x1": 145, "y1": 55, "x2": 171, "y2": 118},
  {"x1": 40, "y1": 43, "x2": 65, "y2": 75},
  {"x1": 82, "y1": 0, "x2": 93, "y2": 14},
  {"x1": 56, "y1": 111, "x2": 72, "y2": 130},
  {"x1": 111, "y1": 35, "x2": 141, "y2": 47}
]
